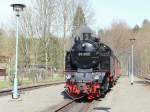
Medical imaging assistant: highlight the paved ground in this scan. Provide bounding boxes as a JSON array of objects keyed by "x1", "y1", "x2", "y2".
[
  {"x1": 1, "y1": 76, "x2": 150, "y2": 112},
  {"x1": 0, "y1": 84, "x2": 65, "y2": 112},
  {"x1": 88, "y1": 76, "x2": 150, "y2": 112}
]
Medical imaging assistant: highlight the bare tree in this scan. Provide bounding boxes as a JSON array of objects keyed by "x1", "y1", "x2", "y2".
[
  {"x1": 57, "y1": 0, "x2": 95, "y2": 70},
  {"x1": 135, "y1": 21, "x2": 150, "y2": 76},
  {"x1": 101, "y1": 21, "x2": 133, "y2": 74},
  {"x1": 33, "y1": 0, "x2": 57, "y2": 71},
  {"x1": 20, "y1": 0, "x2": 58, "y2": 70},
  {"x1": 57, "y1": 0, "x2": 77, "y2": 70}
]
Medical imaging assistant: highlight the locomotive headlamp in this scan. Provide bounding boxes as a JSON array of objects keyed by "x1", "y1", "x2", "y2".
[
  {"x1": 92, "y1": 60, "x2": 96, "y2": 64},
  {"x1": 82, "y1": 44, "x2": 86, "y2": 49},
  {"x1": 94, "y1": 75, "x2": 99, "y2": 80},
  {"x1": 66, "y1": 74, "x2": 72, "y2": 80}
]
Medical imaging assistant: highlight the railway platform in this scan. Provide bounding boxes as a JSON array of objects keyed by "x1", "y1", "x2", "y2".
[
  {"x1": 0, "y1": 84, "x2": 65, "y2": 112},
  {"x1": 88, "y1": 75, "x2": 150, "y2": 112},
  {"x1": 0, "y1": 76, "x2": 150, "y2": 112}
]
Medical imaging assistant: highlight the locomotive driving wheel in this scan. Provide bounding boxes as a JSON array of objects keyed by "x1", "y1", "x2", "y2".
[{"x1": 101, "y1": 75, "x2": 110, "y2": 97}]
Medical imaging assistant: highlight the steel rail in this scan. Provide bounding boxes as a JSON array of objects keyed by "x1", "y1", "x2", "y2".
[
  {"x1": 0, "y1": 81, "x2": 64, "y2": 96},
  {"x1": 136, "y1": 75, "x2": 150, "y2": 83},
  {"x1": 54, "y1": 99, "x2": 75, "y2": 112},
  {"x1": 54, "y1": 99, "x2": 97, "y2": 112}
]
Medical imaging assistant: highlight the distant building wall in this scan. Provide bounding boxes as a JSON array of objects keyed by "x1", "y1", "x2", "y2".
[{"x1": 0, "y1": 69, "x2": 6, "y2": 76}]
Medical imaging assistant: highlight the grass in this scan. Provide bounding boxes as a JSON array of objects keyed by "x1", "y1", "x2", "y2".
[
  {"x1": 0, "y1": 80, "x2": 10, "y2": 90},
  {"x1": 21, "y1": 79, "x2": 33, "y2": 86}
]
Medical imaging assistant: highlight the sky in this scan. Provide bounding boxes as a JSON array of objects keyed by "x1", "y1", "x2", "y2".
[
  {"x1": 92, "y1": 0, "x2": 150, "y2": 29},
  {"x1": 0, "y1": 0, "x2": 150, "y2": 30},
  {"x1": 0, "y1": 0, "x2": 30, "y2": 26},
  {"x1": 0, "y1": 0, "x2": 13, "y2": 26}
]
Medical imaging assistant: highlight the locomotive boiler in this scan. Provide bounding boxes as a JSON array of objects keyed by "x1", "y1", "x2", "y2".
[{"x1": 64, "y1": 26, "x2": 121, "y2": 100}]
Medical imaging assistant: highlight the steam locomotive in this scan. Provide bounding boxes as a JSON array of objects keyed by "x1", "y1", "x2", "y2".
[{"x1": 64, "y1": 26, "x2": 121, "y2": 100}]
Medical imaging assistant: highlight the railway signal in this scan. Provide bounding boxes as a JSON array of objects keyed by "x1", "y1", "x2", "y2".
[
  {"x1": 129, "y1": 38, "x2": 136, "y2": 85},
  {"x1": 11, "y1": 3, "x2": 26, "y2": 99}
]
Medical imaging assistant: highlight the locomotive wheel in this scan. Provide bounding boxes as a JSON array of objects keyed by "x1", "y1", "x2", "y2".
[
  {"x1": 65, "y1": 89, "x2": 85, "y2": 100},
  {"x1": 109, "y1": 81, "x2": 114, "y2": 88},
  {"x1": 100, "y1": 87, "x2": 106, "y2": 98},
  {"x1": 102, "y1": 76, "x2": 110, "y2": 94}
]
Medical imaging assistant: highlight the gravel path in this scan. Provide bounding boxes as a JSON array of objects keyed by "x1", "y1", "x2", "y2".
[
  {"x1": 88, "y1": 76, "x2": 150, "y2": 112},
  {"x1": 0, "y1": 84, "x2": 65, "y2": 112}
]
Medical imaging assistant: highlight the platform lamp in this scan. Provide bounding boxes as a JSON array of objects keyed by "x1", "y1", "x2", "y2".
[
  {"x1": 11, "y1": 3, "x2": 26, "y2": 99},
  {"x1": 129, "y1": 38, "x2": 136, "y2": 85}
]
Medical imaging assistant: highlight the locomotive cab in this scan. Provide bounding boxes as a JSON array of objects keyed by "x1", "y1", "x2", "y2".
[{"x1": 99, "y1": 43, "x2": 112, "y2": 71}]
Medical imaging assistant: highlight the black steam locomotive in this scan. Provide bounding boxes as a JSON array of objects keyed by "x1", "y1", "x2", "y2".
[{"x1": 65, "y1": 26, "x2": 121, "y2": 100}]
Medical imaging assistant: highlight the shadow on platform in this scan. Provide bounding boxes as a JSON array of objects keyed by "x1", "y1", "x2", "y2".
[{"x1": 93, "y1": 107, "x2": 111, "y2": 112}]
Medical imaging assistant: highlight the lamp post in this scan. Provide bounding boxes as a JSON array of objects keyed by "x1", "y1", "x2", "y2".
[
  {"x1": 11, "y1": 3, "x2": 26, "y2": 99},
  {"x1": 129, "y1": 38, "x2": 136, "y2": 85},
  {"x1": 128, "y1": 55, "x2": 130, "y2": 78}
]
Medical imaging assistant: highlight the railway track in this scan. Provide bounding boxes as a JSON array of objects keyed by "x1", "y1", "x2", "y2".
[
  {"x1": 54, "y1": 99, "x2": 75, "y2": 112},
  {"x1": 136, "y1": 75, "x2": 150, "y2": 83},
  {"x1": 0, "y1": 81, "x2": 64, "y2": 96},
  {"x1": 48, "y1": 76, "x2": 150, "y2": 112},
  {"x1": 54, "y1": 99, "x2": 96, "y2": 112}
]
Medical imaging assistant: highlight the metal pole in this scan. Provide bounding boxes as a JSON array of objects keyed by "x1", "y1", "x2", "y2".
[
  {"x1": 128, "y1": 56, "x2": 130, "y2": 78},
  {"x1": 131, "y1": 44, "x2": 134, "y2": 85},
  {"x1": 13, "y1": 16, "x2": 19, "y2": 99}
]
